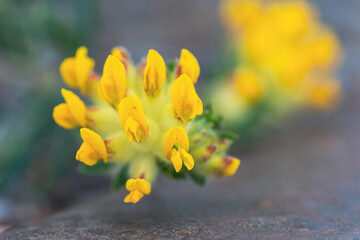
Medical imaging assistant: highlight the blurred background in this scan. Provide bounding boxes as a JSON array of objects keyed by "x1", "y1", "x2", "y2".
[{"x1": 1, "y1": 0, "x2": 360, "y2": 236}]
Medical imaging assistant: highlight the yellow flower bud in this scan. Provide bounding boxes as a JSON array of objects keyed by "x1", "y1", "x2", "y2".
[
  {"x1": 143, "y1": 49, "x2": 166, "y2": 97},
  {"x1": 98, "y1": 55, "x2": 127, "y2": 108},
  {"x1": 118, "y1": 97, "x2": 148, "y2": 142},
  {"x1": 218, "y1": 157, "x2": 241, "y2": 177},
  {"x1": 193, "y1": 145, "x2": 218, "y2": 163},
  {"x1": 53, "y1": 89, "x2": 87, "y2": 129},
  {"x1": 177, "y1": 49, "x2": 200, "y2": 84},
  {"x1": 171, "y1": 74, "x2": 203, "y2": 123},
  {"x1": 59, "y1": 46, "x2": 95, "y2": 95},
  {"x1": 164, "y1": 127, "x2": 194, "y2": 172},
  {"x1": 207, "y1": 156, "x2": 241, "y2": 177},
  {"x1": 124, "y1": 178, "x2": 151, "y2": 204},
  {"x1": 76, "y1": 128, "x2": 108, "y2": 166},
  {"x1": 111, "y1": 47, "x2": 131, "y2": 67}
]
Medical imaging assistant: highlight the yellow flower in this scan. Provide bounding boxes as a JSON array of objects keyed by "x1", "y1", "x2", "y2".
[
  {"x1": 118, "y1": 97, "x2": 148, "y2": 142},
  {"x1": 234, "y1": 68, "x2": 263, "y2": 104},
  {"x1": 124, "y1": 178, "x2": 151, "y2": 204},
  {"x1": 267, "y1": 1, "x2": 314, "y2": 40},
  {"x1": 143, "y1": 49, "x2": 166, "y2": 97},
  {"x1": 164, "y1": 126, "x2": 194, "y2": 172},
  {"x1": 171, "y1": 74, "x2": 203, "y2": 122},
  {"x1": 76, "y1": 128, "x2": 108, "y2": 166},
  {"x1": 54, "y1": 46, "x2": 241, "y2": 205},
  {"x1": 177, "y1": 49, "x2": 200, "y2": 84},
  {"x1": 60, "y1": 46, "x2": 96, "y2": 95},
  {"x1": 98, "y1": 55, "x2": 127, "y2": 108},
  {"x1": 53, "y1": 88, "x2": 87, "y2": 129}
]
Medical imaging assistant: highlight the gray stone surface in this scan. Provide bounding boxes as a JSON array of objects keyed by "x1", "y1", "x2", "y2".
[
  {"x1": 2, "y1": 0, "x2": 360, "y2": 239},
  {"x1": 2, "y1": 97, "x2": 360, "y2": 239}
]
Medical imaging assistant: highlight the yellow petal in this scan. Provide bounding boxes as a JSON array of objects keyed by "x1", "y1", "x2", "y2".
[
  {"x1": 98, "y1": 55, "x2": 126, "y2": 107},
  {"x1": 170, "y1": 148, "x2": 183, "y2": 172},
  {"x1": 53, "y1": 103, "x2": 79, "y2": 129},
  {"x1": 179, "y1": 147, "x2": 194, "y2": 171},
  {"x1": 125, "y1": 178, "x2": 138, "y2": 191},
  {"x1": 60, "y1": 47, "x2": 95, "y2": 95},
  {"x1": 178, "y1": 49, "x2": 200, "y2": 84},
  {"x1": 118, "y1": 97, "x2": 148, "y2": 142},
  {"x1": 61, "y1": 88, "x2": 87, "y2": 127},
  {"x1": 124, "y1": 179, "x2": 151, "y2": 204},
  {"x1": 124, "y1": 116, "x2": 140, "y2": 142},
  {"x1": 60, "y1": 58, "x2": 77, "y2": 88},
  {"x1": 111, "y1": 47, "x2": 131, "y2": 66},
  {"x1": 137, "y1": 179, "x2": 151, "y2": 195},
  {"x1": 76, "y1": 128, "x2": 108, "y2": 165},
  {"x1": 75, "y1": 47, "x2": 95, "y2": 93},
  {"x1": 171, "y1": 74, "x2": 203, "y2": 122},
  {"x1": 164, "y1": 126, "x2": 190, "y2": 159},
  {"x1": 124, "y1": 190, "x2": 144, "y2": 204},
  {"x1": 144, "y1": 49, "x2": 166, "y2": 96},
  {"x1": 111, "y1": 47, "x2": 124, "y2": 62},
  {"x1": 75, "y1": 141, "x2": 99, "y2": 166}
]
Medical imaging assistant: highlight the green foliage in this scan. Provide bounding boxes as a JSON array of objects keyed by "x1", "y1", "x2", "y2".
[
  {"x1": 156, "y1": 159, "x2": 187, "y2": 180},
  {"x1": 189, "y1": 171, "x2": 206, "y2": 186},
  {"x1": 0, "y1": 0, "x2": 99, "y2": 196},
  {"x1": 166, "y1": 60, "x2": 176, "y2": 73},
  {"x1": 78, "y1": 161, "x2": 112, "y2": 175},
  {"x1": 111, "y1": 166, "x2": 129, "y2": 191},
  {"x1": 198, "y1": 104, "x2": 223, "y2": 129},
  {"x1": 156, "y1": 158, "x2": 206, "y2": 186},
  {"x1": 0, "y1": 0, "x2": 98, "y2": 57}
]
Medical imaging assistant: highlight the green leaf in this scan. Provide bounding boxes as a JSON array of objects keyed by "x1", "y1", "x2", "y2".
[
  {"x1": 166, "y1": 60, "x2": 176, "y2": 73},
  {"x1": 156, "y1": 159, "x2": 187, "y2": 180},
  {"x1": 189, "y1": 171, "x2": 206, "y2": 186},
  {"x1": 78, "y1": 161, "x2": 111, "y2": 175},
  {"x1": 111, "y1": 166, "x2": 129, "y2": 191},
  {"x1": 219, "y1": 131, "x2": 238, "y2": 141}
]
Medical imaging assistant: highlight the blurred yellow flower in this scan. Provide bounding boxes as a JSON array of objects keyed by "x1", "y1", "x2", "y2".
[
  {"x1": 234, "y1": 68, "x2": 264, "y2": 104},
  {"x1": 306, "y1": 78, "x2": 341, "y2": 110},
  {"x1": 216, "y1": 0, "x2": 342, "y2": 125}
]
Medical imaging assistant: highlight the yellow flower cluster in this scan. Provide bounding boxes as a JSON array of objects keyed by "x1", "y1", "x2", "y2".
[
  {"x1": 53, "y1": 46, "x2": 240, "y2": 204},
  {"x1": 215, "y1": 0, "x2": 342, "y2": 124}
]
